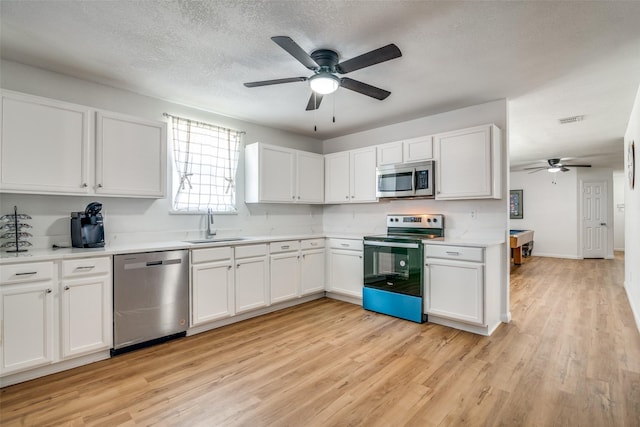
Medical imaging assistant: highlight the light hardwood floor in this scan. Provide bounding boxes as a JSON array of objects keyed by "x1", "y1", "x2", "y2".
[{"x1": 2, "y1": 253, "x2": 639, "y2": 426}]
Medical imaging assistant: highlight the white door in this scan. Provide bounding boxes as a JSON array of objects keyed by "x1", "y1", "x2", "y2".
[
  {"x1": 270, "y1": 252, "x2": 300, "y2": 304},
  {"x1": 235, "y1": 257, "x2": 268, "y2": 313},
  {"x1": 324, "y1": 152, "x2": 350, "y2": 203},
  {"x1": 582, "y1": 181, "x2": 607, "y2": 258},
  {"x1": 191, "y1": 261, "x2": 234, "y2": 326},
  {"x1": 60, "y1": 277, "x2": 112, "y2": 359},
  {"x1": 0, "y1": 282, "x2": 55, "y2": 375}
]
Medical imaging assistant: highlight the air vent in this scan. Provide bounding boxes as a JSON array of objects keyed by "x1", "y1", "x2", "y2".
[{"x1": 558, "y1": 115, "x2": 584, "y2": 124}]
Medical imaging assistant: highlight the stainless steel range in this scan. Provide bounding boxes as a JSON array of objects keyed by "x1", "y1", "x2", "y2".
[{"x1": 363, "y1": 214, "x2": 444, "y2": 323}]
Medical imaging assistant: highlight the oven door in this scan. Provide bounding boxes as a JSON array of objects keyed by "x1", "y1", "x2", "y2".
[{"x1": 363, "y1": 240, "x2": 423, "y2": 296}]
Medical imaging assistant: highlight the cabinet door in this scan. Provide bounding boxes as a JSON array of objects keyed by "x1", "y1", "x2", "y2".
[
  {"x1": 300, "y1": 248, "x2": 325, "y2": 295},
  {"x1": 435, "y1": 125, "x2": 497, "y2": 200},
  {"x1": 404, "y1": 135, "x2": 433, "y2": 162},
  {"x1": 270, "y1": 252, "x2": 300, "y2": 304},
  {"x1": 95, "y1": 111, "x2": 166, "y2": 198},
  {"x1": 377, "y1": 142, "x2": 403, "y2": 166},
  {"x1": 328, "y1": 249, "x2": 363, "y2": 298},
  {"x1": 425, "y1": 259, "x2": 484, "y2": 325},
  {"x1": 192, "y1": 260, "x2": 234, "y2": 326},
  {"x1": 60, "y1": 276, "x2": 112, "y2": 359},
  {"x1": 259, "y1": 144, "x2": 295, "y2": 202},
  {"x1": 0, "y1": 282, "x2": 55, "y2": 375},
  {"x1": 1, "y1": 91, "x2": 90, "y2": 194},
  {"x1": 296, "y1": 151, "x2": 324, "y2": 203},
  {"x1": 350, "y1": 147, "x2": 377, "y2": 202},
  {"x1": 324, "y1": 152, "x2": 350, "y2": 203},
  {"x1": 235, "y1": 257, "x2": 268, "y2": 313}
]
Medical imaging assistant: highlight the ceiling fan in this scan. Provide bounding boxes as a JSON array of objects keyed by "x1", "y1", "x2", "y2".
[
  {"x1": 524, "y1": 158, "x2": 592, "y2": 173},
  {"x1": 244, "y1": 36, "x2": 402, "y2": 111}
]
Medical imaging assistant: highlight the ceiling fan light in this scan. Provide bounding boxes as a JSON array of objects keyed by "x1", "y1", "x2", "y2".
[
  {"x1": 548, "y1": 166, "x2": 561, "y2": 173},
  {"x1": 309, "y1": 73, "x2": 339, "y2": 94}
]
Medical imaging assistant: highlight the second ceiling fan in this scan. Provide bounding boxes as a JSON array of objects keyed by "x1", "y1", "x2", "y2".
[
  {"x1": 524, "y1": 158, "x2": 592, "y2": 173},
  {"x1": 244, "y1": 36, "x2": 402, "y2": 111}
]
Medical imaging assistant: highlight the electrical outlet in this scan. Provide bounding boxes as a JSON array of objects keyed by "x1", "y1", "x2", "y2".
[{"x1": 470, "y1": 210, "x2": 477, "y2": 219}]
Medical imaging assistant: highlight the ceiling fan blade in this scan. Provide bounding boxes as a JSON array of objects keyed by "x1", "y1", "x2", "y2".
[
  {"x1": 244, "y1": 77, "x2": 307, "y2": 87},
  {"x1": 336, "y1": 44, "x2": 402, "y2": 74},
  {"x1": 526, "y1": 168, "x2": 546, "y2": 174},
  {"x1": 305, "y1": 93, "x2": 324, "y2": 111},
  {"x1": 523, "y1": 166, "x2": 546, "y2": 170},
  {"x1": 565, "y1": 164, "x2": 592, "y2": 168},
  {"x1": 271, "y1": 36, "x2": 318, "y2": 70},
  {"x1": 561, "y1": 167, "x2": 570, "y2": 172},
  {"x1": 340, "y1": 77, "x2": 390, "y2": 100}
]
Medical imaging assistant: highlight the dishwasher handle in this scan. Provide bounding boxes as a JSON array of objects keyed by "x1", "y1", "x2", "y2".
[{"x1": 124, "y1": 258, "x2": 183, "y2": 270}]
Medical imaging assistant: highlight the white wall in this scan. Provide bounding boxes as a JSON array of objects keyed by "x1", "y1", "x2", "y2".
[
  {"x1": 322, "y1": 99, "x2": 511, "y2": 322},
  {"x1": 624, "y1": 85, "x2": 640, "y2": 332},
  {"x1": 613, "y1": 171, "x2": 626, "y2": 251},
  {"x1": 510, "y1": 169, "x2": 580, "y2": 258},
  {"x1": 0, "y1": 60, "x2": 325, "y2": 245}
]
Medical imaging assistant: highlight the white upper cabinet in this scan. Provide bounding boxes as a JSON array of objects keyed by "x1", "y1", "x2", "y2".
[
  {"x1": 325, "y1": 147, "x2": 377, "y2": 204},
  {"x1": 376, "y1": 135, "x2": 433, "y2": 166},
  {"x1": 1, "y1": 91, "x2": 91, "y2": 194},
  {"x1": 434, "y1": 124, "x2": 502, "y2": 200},
  {"x1": 95, "y1": 111, "x2": 166, "y2": 198},
  {"x1": 245, "y1": 142, "x2": 324, "y2": 204},
  {"x1": 0, "y1": 90, "x2": 166, "y2": 198}
]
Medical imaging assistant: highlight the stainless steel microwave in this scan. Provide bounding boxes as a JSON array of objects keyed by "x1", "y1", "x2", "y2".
[{"x1": 376, "y1": 161, "x2": 434, "y2": 198}]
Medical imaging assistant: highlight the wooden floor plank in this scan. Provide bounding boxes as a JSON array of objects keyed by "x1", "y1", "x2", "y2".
[{"x1": 1, "y1": 253, "x2": 639, "y2": 426}]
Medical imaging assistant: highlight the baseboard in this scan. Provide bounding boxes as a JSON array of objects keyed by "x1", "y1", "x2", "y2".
[
  {"x1": 531, "y1": 253, "x2": 581, "y2": 259},
  {"x1": 624, "y1": 281, "x2": 640, "y2": 335}
]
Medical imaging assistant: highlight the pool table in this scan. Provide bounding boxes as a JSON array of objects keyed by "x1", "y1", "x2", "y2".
[{"x1": 510, "y1": 229, "x2": 534, "y2": 265}]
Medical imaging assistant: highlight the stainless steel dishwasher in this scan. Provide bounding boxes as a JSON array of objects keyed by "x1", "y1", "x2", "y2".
[{"x1": 112, "y1": 250, "x2": 189, "y2": 354}]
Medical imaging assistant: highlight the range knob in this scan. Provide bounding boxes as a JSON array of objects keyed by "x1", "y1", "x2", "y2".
[{"x1": 432, "y1": 218, "x2": 438, "y2": 223}]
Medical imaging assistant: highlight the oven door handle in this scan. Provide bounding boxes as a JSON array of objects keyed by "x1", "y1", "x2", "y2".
[{"x1": 364, "y1": 240, "x2": 421, "y2": 249}]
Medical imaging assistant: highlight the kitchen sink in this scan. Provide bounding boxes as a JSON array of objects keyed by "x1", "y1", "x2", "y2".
[{"x1": 184, "y1": 237, "x2": 248, "y2": 244}]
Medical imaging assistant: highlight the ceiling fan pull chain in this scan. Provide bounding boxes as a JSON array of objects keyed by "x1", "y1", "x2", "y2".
[
  {"x1": 314, "y1": 92, "x2": 318, "y2": 132},
  {"x1": 333, "y1": 92, "x2": 336, "y2": 123}
]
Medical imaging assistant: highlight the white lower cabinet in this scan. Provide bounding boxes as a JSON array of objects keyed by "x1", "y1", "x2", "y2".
[
  {"x1": 425, "y1": 258, "x2": 484, "y2": 325},
  {"x1": 300, "y1": 239, "x2": 325, "y2": 296},
  {"x1": 235, "y1": 244, "x2": 269, "y2": 313},
  {"x1": 424, "y1": 244, "x2": 502, "y2": 335},
  {"x1": 1, "y1": 256, "x2": 111, "y2": 380},
  {"x1": 60, "y1": 257, "x2": 112, "y2": 359},
  {"x1": 326, "y1": 238, "x2": 363, "y2": 298},
  {"x1": 0, "y1": 281, "x2": 55, "y2": 375},
  {"x1": 270, "y1": 241, "x2": 301, "y2": 304},
  {"x1": 191, "y1": 247, "x2": 234, "y2": 326}
]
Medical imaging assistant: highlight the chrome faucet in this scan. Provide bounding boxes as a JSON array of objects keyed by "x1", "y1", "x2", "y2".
[{"x1": 205, "y1": 208, "x2": 216, "y2": 239}]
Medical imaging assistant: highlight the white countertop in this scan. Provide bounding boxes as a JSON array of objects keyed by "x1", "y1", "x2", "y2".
[{"x1": 1, "y1": 233, "x2": 504, "y2": 264}]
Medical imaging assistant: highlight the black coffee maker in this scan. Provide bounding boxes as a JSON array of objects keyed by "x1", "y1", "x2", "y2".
[{"x1": 71, "y1": 202, "x2": 105, "y2": 248}]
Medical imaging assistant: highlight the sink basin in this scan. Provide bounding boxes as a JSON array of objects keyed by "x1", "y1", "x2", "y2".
[{"x1": 184, "y1": 238, "x2": 247, "y2": 244}]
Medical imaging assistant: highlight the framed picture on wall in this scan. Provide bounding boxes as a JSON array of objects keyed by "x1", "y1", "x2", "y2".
[{"x1": 510, "y1": 189, "x2": 523, "y2": 219}]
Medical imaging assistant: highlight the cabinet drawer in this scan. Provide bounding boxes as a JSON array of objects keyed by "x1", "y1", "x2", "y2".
[
  {"x1": 301, "y1": 238, "x2": 325, "y2": 250},
  {"x1": 425, "y1": 245, "x2": 484, "y2": 262},
  {"x1": 61, "y1": 256, "x2": 111, "y2": 278},
  {"x1": 270, "y1": 240, "x2": 300, "y2": 254},
  {"x1": 191, "y1": 246, "x2": 232, "y2": 264},
  {"x1": 329, "y1": 238, "x2": 363, "y2": 251},
  {"x1": 1, "y1": 262, "x2": 54, "y2": 284},
  {"x1": 235, "y1": 244, "x2": 268, "y2": 259}
]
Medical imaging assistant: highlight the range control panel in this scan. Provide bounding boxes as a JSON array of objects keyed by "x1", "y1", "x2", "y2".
[{"x1": 386, "y1": 214, "x2": 444, "y2": 229}]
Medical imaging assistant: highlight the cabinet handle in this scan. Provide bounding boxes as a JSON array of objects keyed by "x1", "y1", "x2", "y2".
[
  {"x1": 15, "y1": 271, "x2": 37, "y2": 276},
  {"x1": 75, "y1": 265, "x2": 95, "y2": 271},
  {"x1": 310, "y1": 242, "x2": 318, "y2": 246},
  {"x1": 292, "y1": 196, "x2": 296, "y2": 199},
  {"x1": 345, "y1": 196, "x2": 349, "y2": 199},
  {"x1": 64, "y1": 286, "x2": 70, "y2": 291},
  {"x1": 97, "y1": 184, "x2": 103, "y2": 188},
  {"x1": 351, "y1": 195, "x2": 354, "y2": 198},
  {"x1": 281, "y1": 245, "x2": 290, "y2": 250},
  {"x1": 445, "y1": 251, "x2": 460, "y2": 256},
  {"x1": 46, "y1": 289, "x2": 52, "y2": 294},
  {"x1": 81, "y1": 183, "x2": 88, "y2": 188},
  {"x1": 236, "y1": 264, "x2": 240, "y2": 269},
  {"x1": 227, "y1": 265, "x2": 232, "y2": 270},
  {"x1": 297, "y1": 196, "x2": 300, "y2": 200},
  {"x1": 340, "y1": 243, "x2": 349, "y2": 247}
]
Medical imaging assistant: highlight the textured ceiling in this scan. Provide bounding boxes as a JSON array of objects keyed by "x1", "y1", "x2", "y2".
[{"x1": 1, "y1": 1, "x2": 640, "y2": 171}]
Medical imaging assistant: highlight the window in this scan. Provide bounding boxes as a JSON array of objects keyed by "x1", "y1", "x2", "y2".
[{"x1": 168, "y1": 114, "x2": 243, "y2": 213}]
